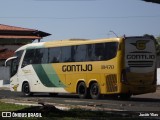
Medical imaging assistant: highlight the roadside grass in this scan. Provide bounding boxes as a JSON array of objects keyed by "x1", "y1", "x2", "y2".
[
  {"x1": 0, "y1": 101, "x2": 29, "y2": 111},
  {"x1": 0, "y1": 101, "x2": 157, "y2": 120}
]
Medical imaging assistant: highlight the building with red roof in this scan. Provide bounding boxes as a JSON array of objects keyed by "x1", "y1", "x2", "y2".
[
  {"x1": 0, "y1": 24, "x2": 50, "y2": 65},
  {"x1": 0, "y1": 24, "x2": 51, "y2": 85}
]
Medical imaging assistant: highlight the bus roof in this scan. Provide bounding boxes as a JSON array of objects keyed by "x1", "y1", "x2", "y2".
[{"x1": 15, "y1": 37, "x2": 122, "y2": 52}]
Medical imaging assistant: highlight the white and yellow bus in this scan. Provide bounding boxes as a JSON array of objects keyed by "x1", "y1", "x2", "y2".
[{"x1": 5, "y1": 36, "x2": 157, "y2": 99}]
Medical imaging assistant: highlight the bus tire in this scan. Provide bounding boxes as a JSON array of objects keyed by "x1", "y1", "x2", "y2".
[
  {"x1": 22, "y1": 82, "x2": 33, "y2": 96},
  {"x1": 77, "y1": 82, "x2": 88, "y2": 99},
  {"x1": 90, "y1": 82, "x2": 100, "y2": 99}
]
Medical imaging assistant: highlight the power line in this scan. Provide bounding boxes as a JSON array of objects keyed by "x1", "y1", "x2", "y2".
[
  {"x1": 0, "y1": 15, "x2": 160, "y2": 19},
  {"x1": 34, "y1": 0, "x2": 96, "y2": 1}
]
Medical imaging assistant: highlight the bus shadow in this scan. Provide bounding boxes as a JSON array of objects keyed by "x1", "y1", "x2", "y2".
[
  {"x1": 21, "y1": 93, "x2": 160, "y2": 103},
  {"x1": 102, "y1": 95, "x2": 160, "y2": 103},
  {"x1": 21, "y1": 93, "x2": 79, "y2": 99},
  {"x1": 102, "y1": 96, "x2": 160, "y2": 103},
  {"x1": 3, "y1": 90, "x2": 160, "y2": 103},
  {"x1": 129, "y1": 97, "x2": 160, "y2": 103}
]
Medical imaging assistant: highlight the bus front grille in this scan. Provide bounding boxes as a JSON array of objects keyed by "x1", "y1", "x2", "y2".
[
  {"x1": 106, "y1": 74, "x2": 117, "y2": 92},
  {"x1": 128, "y1": 61, "x2": 153, "y2": 67}
]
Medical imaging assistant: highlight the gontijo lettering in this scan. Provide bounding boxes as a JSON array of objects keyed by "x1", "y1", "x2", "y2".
[
  {"x1": 62, "y1": 64, "x2": 92, "y2": 72},
  {"x1": 127, "y1": 55, "x2": 155, "y2": 60}
]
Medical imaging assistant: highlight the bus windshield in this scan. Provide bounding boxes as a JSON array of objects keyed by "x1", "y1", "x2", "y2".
[{"x1": 10, "y1": 50, "x2": 24, "y2": 77}]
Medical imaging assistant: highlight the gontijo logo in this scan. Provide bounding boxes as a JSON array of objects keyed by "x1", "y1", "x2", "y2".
[{"x1": 131, "y1": 40, "x2": 149, "y2": 50}]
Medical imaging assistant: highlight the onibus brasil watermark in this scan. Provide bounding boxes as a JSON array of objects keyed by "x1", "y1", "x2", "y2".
[
  {"x1": 2, "y1": 112, "x2": 42, "y2": 118},
  {"x1": 139, "y1": 112, "x2": 159, "y2": 117}
]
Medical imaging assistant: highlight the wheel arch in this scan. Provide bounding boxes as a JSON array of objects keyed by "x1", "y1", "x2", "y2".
[
  {"x1": 21, "y1": 81, "x2": 30, "y2": 92},
  {"x1": 89, "y1": 80, "x2": 98, "y2": 89},
  {"x1": 76, "y1": 79, "x2": 85, "y2": 93},
  {"x1": 89, "y1": 80, "x2": 101, "y2": 99}
]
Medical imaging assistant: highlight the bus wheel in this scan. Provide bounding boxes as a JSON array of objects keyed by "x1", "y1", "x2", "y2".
[
  {"x1": 22, "y1": 82, "x2": 33, "y2": 96},
  {"x1": 77, "y1": 82, "x2": 88, "y2": 99},
  {"x1": 90, "y1": 82, "x2": 100, "y2": 99}
]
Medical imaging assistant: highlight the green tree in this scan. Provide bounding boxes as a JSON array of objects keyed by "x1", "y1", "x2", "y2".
[
  {"x1": 156, "y1": 35, "x2": 160, "y2": 56},
  {"x1": 157, "y1": 36, "x2": 160, "y2": 42}
]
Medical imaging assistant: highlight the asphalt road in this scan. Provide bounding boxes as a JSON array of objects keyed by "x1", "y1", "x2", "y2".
[{"x1": 0, "y1": 88, "x2": 160, "y2": 113}]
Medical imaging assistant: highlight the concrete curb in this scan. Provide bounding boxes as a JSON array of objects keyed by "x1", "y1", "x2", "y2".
[
  {"x1": 0, "y1": 84, "x2": 9, "y2": 90},
  {"x1": 0, "y1": 98, "x2": 70, "y2": 111},
  {"x1": 0, "y1": 98, "x2": 122, "y2": 111}
]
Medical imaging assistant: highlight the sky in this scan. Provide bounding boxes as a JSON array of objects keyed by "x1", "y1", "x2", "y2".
[{"x1": 0, "y1": 0, "x2": 160, "y2": 41}]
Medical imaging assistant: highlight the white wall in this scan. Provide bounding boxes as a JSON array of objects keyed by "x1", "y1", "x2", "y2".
[
  {"x1": 157, "y1": 68, "x2": 160, "y2": 85},
  {"x1": 157, "y1": 56, "x2": 160, "y2": 85},
  {"x1": 0, "y1": 66, "x2": 10, "y2": 85}
]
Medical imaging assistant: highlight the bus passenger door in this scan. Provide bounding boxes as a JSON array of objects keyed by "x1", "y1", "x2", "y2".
[
  {"x1": 21, "y1": 65, "x2": 39, "y2": 91},
  {"x1": 9, "y1": 58, "x2": 19, "y2": 91}
]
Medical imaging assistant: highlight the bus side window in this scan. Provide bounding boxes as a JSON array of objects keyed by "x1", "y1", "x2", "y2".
[
  {"x1": 34, "y1": 48, "x2": 49, "y2": 64},
  {"x1": 93, "y1": 42, "x2": 118, "y2": 61},
  {"x1": 94, "y1": 43, "x2": 104, "y2": 61},
  {"x1": 61, "y1": 46, "x2": 72, "y2": 62},
  {"x1": 74, "y1": 45, "x2": 87, "y2": 62},
  {"x1": 49, "y1": 47, "x2": 61, "y2": 63}
]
